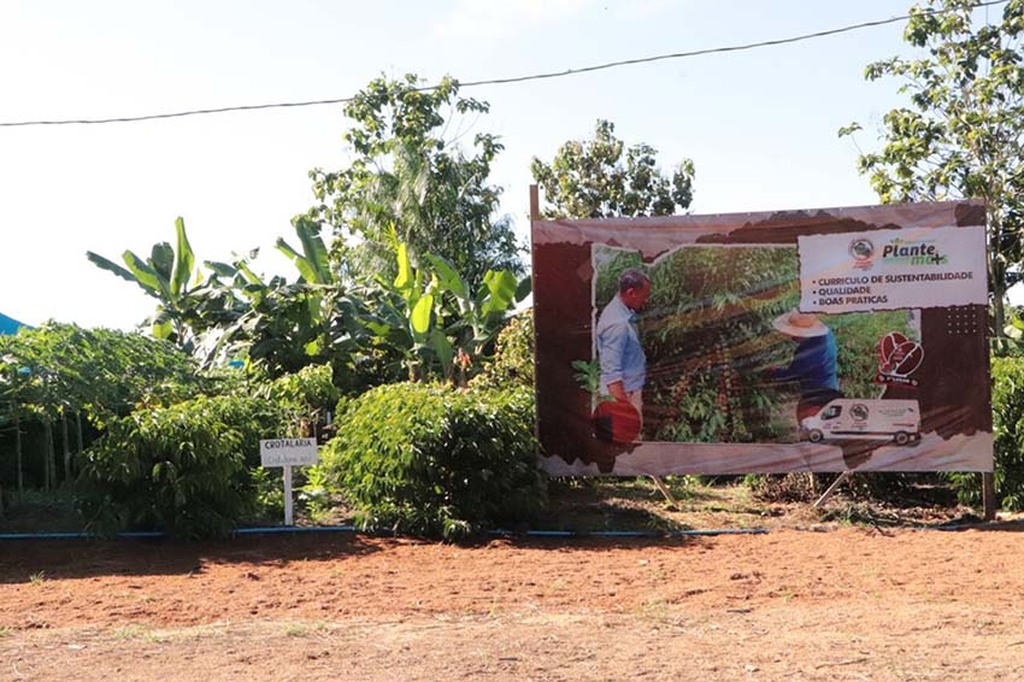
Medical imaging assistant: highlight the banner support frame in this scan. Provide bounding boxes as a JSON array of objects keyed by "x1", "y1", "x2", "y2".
[
  {"x1": 982, "y1": 472, "x2": 996, "y2": 521},
  {"x1": 813, "y1": 471, "x2": 852, "y2": 508}
]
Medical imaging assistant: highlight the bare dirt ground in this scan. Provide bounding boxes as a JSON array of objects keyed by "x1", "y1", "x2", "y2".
[{"x1": 3, "y1": 496, "x2": 1024, "y2": 682}]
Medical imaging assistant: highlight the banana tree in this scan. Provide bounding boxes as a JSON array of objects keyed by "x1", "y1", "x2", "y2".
[
  {"x1": 273, "y1": 216, "x2": 341, "y2": 358},
  {"x1": 276, "y1": 216, "x2": 333, "y2": 285},
  {"x1": 86, "y1": 217, "x2": 208, "y2": 353},
  {"x1": 359, "y1": 241, "x2": 446, "y2": 381},
  {"x1": 424, "y1": 253, "x2": 531, "y2": 379},
  {"x1": 360, "y1": 242, "x2": 530, "y2": 383},
  {"x1": 204, "y1": 218, "x2": 373, "y2": 380}
]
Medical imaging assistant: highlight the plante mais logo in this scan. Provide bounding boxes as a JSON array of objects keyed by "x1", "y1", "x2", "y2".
[{"x1": 881, "y1": 237, "x2": 948, "y2": 266}]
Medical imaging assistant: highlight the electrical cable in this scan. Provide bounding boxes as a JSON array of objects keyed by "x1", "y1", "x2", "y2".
[{"x1": 0, "y1": 0, "x2": 1010, "y2": 129}]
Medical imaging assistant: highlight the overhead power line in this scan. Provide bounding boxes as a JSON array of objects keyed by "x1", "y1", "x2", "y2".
[{"x1": 0, "y1": 0, "x2": 1010, "y2": 129}]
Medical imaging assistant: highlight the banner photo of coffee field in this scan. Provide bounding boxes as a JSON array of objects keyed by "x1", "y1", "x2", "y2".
[{"x1": 531, "y1": 200, "x2": 992, "y2": 475}]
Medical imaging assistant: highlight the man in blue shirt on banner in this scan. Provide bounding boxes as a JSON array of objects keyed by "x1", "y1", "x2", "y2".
[{"x1": 596, "y1": 268, "x2": 652, "y2": 430}]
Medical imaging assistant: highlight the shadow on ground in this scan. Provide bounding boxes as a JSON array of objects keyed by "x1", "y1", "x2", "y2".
[{"x1": 0, "y1": 533, "x2": 384, "y2": 583}]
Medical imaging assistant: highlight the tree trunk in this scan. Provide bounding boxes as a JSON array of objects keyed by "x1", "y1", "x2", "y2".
[
  {"x1": 992, "y1": 286, "x2": 1006, "y2": 338},
  {"x1": 988, "y1": 208, "x2": 1007, "y2": 338},
  {"x1": 76, "y1": 411, "x2": 84, "y2": 455},
  {"x1": 15, "y1": 412, "x2": 23, "y2": 494},
  {"x1": 43, "y1": 419, "x2": 55, "y2": 490},
  {"x1": 62, "y1": 410, "x2": 72, "y2": 483}
]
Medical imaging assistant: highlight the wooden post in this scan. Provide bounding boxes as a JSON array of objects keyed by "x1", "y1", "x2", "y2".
[
  {"x1": 528, "y1": 184, "x2": 542, "y2": 448},
  {"x1": 982, "y1": 471, "x2": 996, "y2": 522}
]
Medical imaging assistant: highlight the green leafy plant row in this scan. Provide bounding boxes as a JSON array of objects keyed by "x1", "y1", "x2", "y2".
[{"x1": 74, "y1": 365, "x2": 339, "y2": 538}]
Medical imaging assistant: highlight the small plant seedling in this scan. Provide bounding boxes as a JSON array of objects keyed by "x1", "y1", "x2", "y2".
[
  {"x1": 111, "y1": 624, "x2": 146, "y2": 640},
  {"x1": 283, "y1": 623, "x2": 308, "y2": 637}
]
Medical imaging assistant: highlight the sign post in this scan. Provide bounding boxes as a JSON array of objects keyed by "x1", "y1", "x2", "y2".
[{"x1": 259, "y1": 438, "x2": 319, "y2": 525}]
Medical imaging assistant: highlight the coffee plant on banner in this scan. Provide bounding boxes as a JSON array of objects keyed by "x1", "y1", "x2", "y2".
[
  {"x1": 589, "y1": 245, "x2": 798, "y2": 443},
  {"x1": 590, "y1": 243, "x2": 921, "y2": 443}
]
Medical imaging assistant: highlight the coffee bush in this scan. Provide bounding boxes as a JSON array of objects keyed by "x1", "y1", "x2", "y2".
[
  {"x1": 470, "y1": 312, "x2": 534, "y2": 389},
  {"x1": 946, "y1": 356, "x2": 1024, "y2": 511},
  {"x1": 319, "y1": 382, "x2": 546, "y2": 538},
  {"x1": 77, "y1": 394, "x2": 285, "y2": 538}
]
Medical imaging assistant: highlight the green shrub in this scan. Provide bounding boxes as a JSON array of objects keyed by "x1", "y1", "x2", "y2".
[
  {"x1": 318, "y1": 382, "x2": 546, "y2": 538},
  {"x1": 76, "y1": 394, "x2": 285, "y2": 538},
  {"x1": 264, "y1": 364, "x2": 338, "y2": 412},
  {"x1": 946, "y1": 356, "x2": 1024, "y2": 511},
  {"x1": 259, "y1": 363, "x2": 340, "y2": 436},
  {"x1": 470, "y1": 312, "x2": 534, "y2": 389}
]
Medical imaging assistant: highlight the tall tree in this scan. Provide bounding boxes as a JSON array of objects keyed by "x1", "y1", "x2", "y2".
[
  {"x1": 306, "y1": 74, "x2": 523, "y2": 288},
  {"x1": 531, "y1": 119, "x2": 695, "y2": 219},
  {"x1": 840, "y1": 0, "x2": 1024, "y2": 335}
]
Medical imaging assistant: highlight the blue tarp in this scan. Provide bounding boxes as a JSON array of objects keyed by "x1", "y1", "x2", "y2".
[{"x1": 0, "y1": 312, "x2": 28, "y2": 335}]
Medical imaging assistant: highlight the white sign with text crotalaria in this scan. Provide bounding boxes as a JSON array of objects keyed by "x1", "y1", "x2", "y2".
[
  {"x1": 798, "y1": 225, "x2": 987, "y2": 314},
  {"x1": 259, "y1": 438, "x2": 319, "y2": 467}
]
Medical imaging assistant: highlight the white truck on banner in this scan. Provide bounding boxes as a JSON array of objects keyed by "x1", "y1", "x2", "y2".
[{"x1": 802, "y1": 399, "x2": 921, "y2": 445}]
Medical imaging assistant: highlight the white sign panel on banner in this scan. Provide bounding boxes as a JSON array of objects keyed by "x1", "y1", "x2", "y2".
[{"x1": 798, "y1": 225, "x2": 987, "y2": 314}]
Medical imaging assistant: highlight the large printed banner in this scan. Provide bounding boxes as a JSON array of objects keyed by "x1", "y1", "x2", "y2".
[{"x1": 531, "y1": 200, "x2": 992, "y2": 475}]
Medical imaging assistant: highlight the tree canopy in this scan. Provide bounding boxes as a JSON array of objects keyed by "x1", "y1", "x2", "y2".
[
  {"x1": 305, "y1": 74, "x2": 523, "y2": 288},
  {"x1": 531, "y1": 119, "x2": 695, "y2": 219},
  {"x1": 840, "y1": 0, "x2": 1024, "y2": 334}
]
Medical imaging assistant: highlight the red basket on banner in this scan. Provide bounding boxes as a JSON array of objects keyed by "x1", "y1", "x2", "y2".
[{"x1": 592, "y1": 400, "x2": 641, "y2": 445}]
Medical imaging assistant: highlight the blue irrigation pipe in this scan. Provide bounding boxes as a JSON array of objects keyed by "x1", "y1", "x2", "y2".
[
  {"x1": 0, "y1": 525, "x2": 768, "y2": 541},
  {"x1": 0, "y1": 526, "x2": 358, "y2": 541},
  {"x1": 0, "y1": 530, "x2": 165, "y2": 540}
]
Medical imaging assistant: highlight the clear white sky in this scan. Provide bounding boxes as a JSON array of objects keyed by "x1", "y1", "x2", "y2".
[{"x1": 0, "y1": 0, "x2": 975, "y2": 331}]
